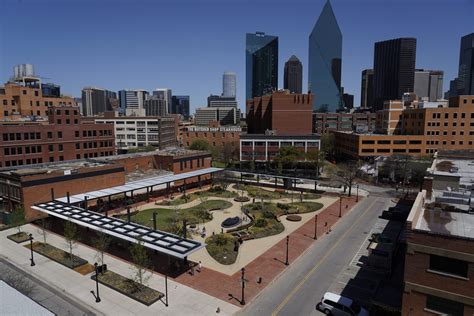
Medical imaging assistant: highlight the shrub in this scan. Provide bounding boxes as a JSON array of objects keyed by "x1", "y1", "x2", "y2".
[
  {"x1": 254, "y1": 218, "x2": 267, "y2": 227},
  {"x1": 262, "y1": 210, "x2": 275, "y2": 219},
  {"x1": 212, "y1": 234, "x2": 229, "y2": 246},
  {"x1": 277, "y1": 203, "x2": 290, "y2": 210}
]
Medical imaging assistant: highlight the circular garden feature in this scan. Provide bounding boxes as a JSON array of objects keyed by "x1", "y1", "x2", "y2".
[
  {"x1": 221, "y1": 216, "x2": 242, "y2": 228},
  {"x1": 286, "y1": 214, "x2": 302, "y2": 222},
  {"x1": 234, "y1": 196, "x2": 250, "y2": 202}
]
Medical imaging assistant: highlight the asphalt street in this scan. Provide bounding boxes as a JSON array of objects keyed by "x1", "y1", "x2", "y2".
[{"x1": 238, "y1": 193, "x2": 391, "y2": 316}]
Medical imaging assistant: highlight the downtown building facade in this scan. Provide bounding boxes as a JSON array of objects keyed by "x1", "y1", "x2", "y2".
[
  {"x1": 334, "y1": 95, "x2": 474, "y2": 158},
  {"x1": 414, "y1": 69, "x2": 444, "y2": 102},
  {"x1": 361, "y1": 69, "x2": 374, "y2": 109},
  {"x1": 243, "y1": 90, "x2": 319, "y2": 162},
  {"x1": 153, "y1": 88, "x2": 172, "y2": 114},
  {"x1": 82, "y1": 87, "x2": 118, "y2": 116},
  {"x1": 246, "y1": 32, "x2": 278, "y2": 100},
  {"x1": 171, "y1": 95, "x2": 190, "y2": 119},
  {"x1": 308, "y1": 0, "x2": 343, "y2": 112},
  {"x1": 222, "y1": 72, "x2": 236, "y2": 98},
  {"x1": 447, "y1": 33, "x2": 474, "y2": 98},
  {"x1": 118, "y1": 89, "x2": 149, "y2": 115},
  {"x1": 95, "y1": 113, "x2": 177, "y2": 150},
  {"x1": 144, "y1": 95, "x2": 167, "y2": 117},
  {"x1": 373, "y1": 37, "x2": 417, "y2": 111},
  {"x1": 0, "y1": 106, "x2": 115, "y2": 168},
  {"x1": 284, "y1": 55, "x2": 303, "y2": 94},
  {"x1": 312, "y1": 112, "x2": 376, "y2": 134}
]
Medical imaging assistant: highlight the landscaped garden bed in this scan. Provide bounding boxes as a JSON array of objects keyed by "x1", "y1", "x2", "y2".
[
  {"x1": 7, "y1": 231, "x2": 30, "y2": 243},
  {"x1": 26, "y1": 241, "x2": 88, "y2": 269},
  {"x1": 234, "y1": 184, "x2": 285, "y2": 199},
  {"x1": 286, "y1": 214, "x2": 302, "y2": 222},
  {"x1": 206, "y1": 234, "x2": 239, "y2": 265},
  {"x1": 234, "y1": 196, "x2": 250, "y2": 202},
  {"x1": 157, "y1": 187, "x2": 238, "y2": 206},
  {"x1": 128, "y1": 200, "x2": 233, "y2": 232},
  {"x1": 92, "y1": 270, "x2": 163, "y2": 306}
]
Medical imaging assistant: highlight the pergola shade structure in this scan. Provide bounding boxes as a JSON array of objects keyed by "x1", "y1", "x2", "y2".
[
  {"x1": 56, "y1": 167, "x2": 223, "y2": 204},
  {"x1": 32, "y1": 201, "x2": 204, "y2": 258}
]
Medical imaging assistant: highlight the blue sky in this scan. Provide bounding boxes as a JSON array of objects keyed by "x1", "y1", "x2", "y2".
[{"x1": 1, "y1": 0, "x2": 472, "y2": 112}]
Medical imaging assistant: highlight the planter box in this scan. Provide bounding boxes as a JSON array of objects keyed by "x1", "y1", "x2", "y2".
[
  {"x1": 7, "y1": 232, "x2": 30, "y2": 243},
  {"x1": 92, "y1": 270, "x2": 163, "y2": 306},
  {"x1": 27, "y1": 242, "x2": 88, "y2": 269}
]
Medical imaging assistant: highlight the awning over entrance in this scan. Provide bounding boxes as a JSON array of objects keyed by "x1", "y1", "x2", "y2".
[
  {"x1": 32, "y1": 201, "x2": 204, "y2": 259},
  {"x1": 56, "y1": 167, "x2": 223, "y2": 204}
]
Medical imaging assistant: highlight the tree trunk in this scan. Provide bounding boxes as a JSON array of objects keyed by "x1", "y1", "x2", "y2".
[{"x1": 348, "y1": 185, "x2": 352, "y2": 197}]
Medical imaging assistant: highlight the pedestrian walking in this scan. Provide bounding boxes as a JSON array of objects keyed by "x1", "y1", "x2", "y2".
[{"x1": 198, "y1": 261, "x2": 202, "y2": 273}]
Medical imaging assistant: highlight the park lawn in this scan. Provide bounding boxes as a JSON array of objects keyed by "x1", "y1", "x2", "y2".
[
  {"x1": 205, "y1": 234, "x2": 238, "y2": 265},
  {"x1": 130, "y1": 200, "x2": 233, "y2": 231},
  {"x1": 157, "y1": 188, "x2": 237, "y2": 206}
]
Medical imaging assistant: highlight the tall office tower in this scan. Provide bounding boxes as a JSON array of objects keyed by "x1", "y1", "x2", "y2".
[
  {"x1": 153, "y1": 88, "x2": 172, "y2": 114},
  {"x1": 414, "y1": 69, "x2": 444, "y2": 101},
  {"x1": 222, "y1": 72, "x2": 236, "y2": 97},
  {"x1": 457, "y1": 33, "x2": 474, "y2": 95},
  {"x1": 308, "y1": 0, "x2": 343, "y2": 112},
  {"x1": 81, "y1": 87, "x2": 118, "y2": 116},
  {"x1": 144, "y1": 95, "x2": 167, "y2": 116},
  {"x1": 360, "y1": 69, "x2": 374, "y2": 109},
  {"x1": 118, "y1": 89, "x2": 149, "y2": 115},
  {"x1": 171, "y1": 95, "x2": 190, "y2": 119},
  {"x1": 284, "y1": 55, "x2": 303, "y2": 93},
  {"x1": 373, "y1": 37, "x2": 417, "y2": 111},
  {"x1": 343, "y1": 93, "x2": 354, "y2": 109},
  {"x1": 246, "y1": 32, "x2": 278, "y2": 100}
]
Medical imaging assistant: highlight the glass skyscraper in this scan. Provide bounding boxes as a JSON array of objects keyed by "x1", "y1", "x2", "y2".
[
  {"x1": 308, "y1": 0, "x2": 343, "y2": 112},
  {"x1": 308, "y1": 0, "x2": 344, "y2": 112},
  {"x1": 457, "y1": 33, "x2": 474, "y2": 95},
  {"x1": 246, "y1": 32, "x2": 278, "y2": 100}
]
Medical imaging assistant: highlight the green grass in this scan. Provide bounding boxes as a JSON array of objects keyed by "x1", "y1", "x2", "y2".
[
  {"x1": 212, "y1": 161, "x2": 227, "y2": 168},
  {"x1": 129, "y1": 200, "x2": 233, "y2": 231},
  {"x1": 156, "y1": 187, "x2": 238, "y2": 206},
  {"x1": 243, "y1": 201, "x2": 323, "y2": 239},
  {"x1": 205, "y1": 234, "x2": 238, "y2": 265}
]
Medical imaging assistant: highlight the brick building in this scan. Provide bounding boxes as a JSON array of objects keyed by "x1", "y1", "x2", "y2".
[
  {"x1": 334, "y1": 96, "x2": 474, "y2": 158},
  {"x1": 246, "y1": 91, "x2": 313, "y2": 135},
  {"x1": 181, "y1": 121, "x2": 241, "y2": 147},
  {"x1": 0, "y1": 148, "x2": 213, "y2": 221},
  {"x1": 403, "y1": 151, "x2": 474, "y2": 315},
  {"x1": 0, "y1": 106, "x2": 115, "y2": 168},
  {"x1": 312, "y1": 112, "x2": 376, "y2": 134},
  {"x1": 0, "y1": 82, "x2": 75, "y2": 120}
]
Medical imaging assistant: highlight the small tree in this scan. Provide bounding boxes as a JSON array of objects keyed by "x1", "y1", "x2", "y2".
[
  {"x1": 330, "y1": 161, "x2": 360, "y2": 197},
  {"x1": 10, "y1": 206, "x2": 25, "y2": 234},
  {"x1": 189, "y1": 139, "x2": 210, "y2": 151},
  {"x1": 64, "y1": 221, "x2": 78, "y2": 266},
  {"x1": 276, "y1": 158, "x2": 283, "y2": 175},
  {"x1": 129, "y1": 238, "x2": 152, "y2": 288},
  {"x1": 37, "y1": 218, "x2": 50, "y2": 244},
  {"x1": 320, "y1": 133, "x2": 335, "y2": 159},
  {"x1": 250, "y1": 159, "x2": 256, "y2": 172},
  {"x1": 93, "y1": 232, "x2": 112, "y2": 267}
]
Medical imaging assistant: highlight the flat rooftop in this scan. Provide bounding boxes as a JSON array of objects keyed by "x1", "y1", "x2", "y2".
[
  {"x1": 0, "y1": 159, "x2": 115, "y2": 177},
  {"x1": 240, "y1": 134, "x2": 320, "y2": 140},
  {"x1": 414, "y1": 208, "x2": 474, "y2": 240},
  {"x1": 430, "y1": 157, "x2": 474, "y2": 190},
  {"x1": 95, "y1": 148, "x2": 209, "y2": 161}
]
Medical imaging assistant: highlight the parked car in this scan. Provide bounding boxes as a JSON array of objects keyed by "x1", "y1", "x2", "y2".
[
  {"x1": 316, "y1": 292, "x2": 368, "y2": 316},
  {"x1": 294, "y1": 179, "x2": 304, "y2": 184}
]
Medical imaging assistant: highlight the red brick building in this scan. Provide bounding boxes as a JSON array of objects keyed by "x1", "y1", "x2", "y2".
[
  {"x1": 246, "y1": 91, "x2": 313, "y2": 135},
  {"x1": 0, "y1": 106, "x2": 115, "y2": 168},
  {"x1": 403, "y1": 152, "x2": 474, "y2": 315}
]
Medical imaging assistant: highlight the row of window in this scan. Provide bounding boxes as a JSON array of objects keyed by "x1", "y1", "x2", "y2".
[
  {"x1": 179, "y1": 158, "x2": 206, "y2": 171},
  {"x1": 1, "y1": 150, "x2": 115, "y2": 167},
  {"x1": 186, "y1": 132, "x2": 237, "y2": 138},
  {"x1": 3, "y1": 132, "x2": 41, "y2": 141},
  {"x1": 361, "y1": 139, "x2": 423, "y2": 145},
  {"x1": 427, "y1": 130, "x2": 474, "y2": 136},
  {"x1": 431, "y1": 111, "x2": 474, "y2": 119}
]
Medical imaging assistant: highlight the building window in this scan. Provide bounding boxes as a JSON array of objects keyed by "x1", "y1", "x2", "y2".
[
  {"x1": 58, "y1": 131, "x2": 63, "y2": 138},
  {"x1": 48, "y1": 144, "x2": 54, "y2": 152},
  {"x1": 426, "y1": 295, "x2": 464, "y2": 316},
  {"x1": 59, "y1": 144, "x2": 63, "y2": 151},
  {"x1": 48, "y1": 132, "x2": 53, "y2": 139},
  {"x1": 429, "y1": 255, "x2": 468, "y2": 278},
  {"x1": 75, "y1": 131, "x2": 79, "y2": 137}
]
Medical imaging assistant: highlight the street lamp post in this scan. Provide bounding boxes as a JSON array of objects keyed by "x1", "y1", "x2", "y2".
[
  {"x1": 356, "y1": 184, "x2": 359, "y2": 202},
  {"x1": 339, "y1": 195, "x2": 342, "y2": 218},
  {"x1": 285, "y1": 235, "x2": 290, "y2": 266},
  {"x1": 240, "y1": 268, "x2": 246, "y2": 305},
  {"x1": 93, "y1": 262, "x2": 101, "y2": 303},
  {"x1": 29, "y1": 234, "x2": 35, "y2": 266},
  {"x1": 313, "y1": 215, "x2": 318, "y2": 240}
]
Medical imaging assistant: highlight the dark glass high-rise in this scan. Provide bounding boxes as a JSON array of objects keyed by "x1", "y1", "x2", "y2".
[
  {"x1": 284, "y1": 55, "x2": 303, "y2": 94},
  {"x1": 308, "y1": 0, "x2": 343, "y2": 112},
  {"x1": 373, "y1": 38, "x2": 417, "y2": 111},
  {"x1": 457, "y1": 33, "x2": 474, "y2": 95},
  {"x1": 246, "y1": 32, "x2": 278, "y2": 100}
]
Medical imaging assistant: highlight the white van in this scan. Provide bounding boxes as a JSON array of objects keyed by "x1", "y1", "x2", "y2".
[{"x1": 316, "y1": 292, "x2": 369, "y2": 316}]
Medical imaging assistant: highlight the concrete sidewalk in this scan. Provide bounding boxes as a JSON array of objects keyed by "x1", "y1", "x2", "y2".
[{"x1": 0, "y1": 226, "x2": 239, "y2": 316}]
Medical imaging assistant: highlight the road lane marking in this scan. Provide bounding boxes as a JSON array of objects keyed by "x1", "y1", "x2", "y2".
[{"x1": 271, "y1": 198, "x2": 380, "y2": 316}]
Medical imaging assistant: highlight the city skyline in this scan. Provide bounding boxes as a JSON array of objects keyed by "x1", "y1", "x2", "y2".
[{"x1": 1, "y1": 0, "x2": 472, "y2": 112}]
